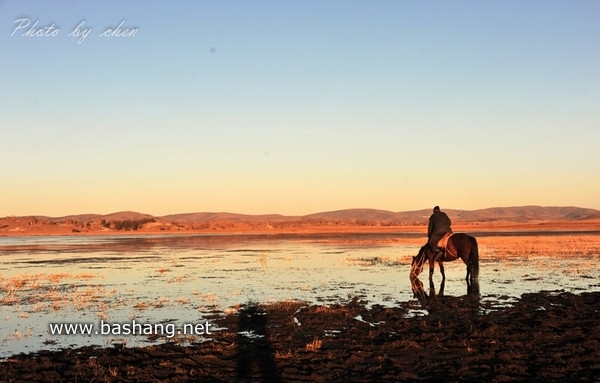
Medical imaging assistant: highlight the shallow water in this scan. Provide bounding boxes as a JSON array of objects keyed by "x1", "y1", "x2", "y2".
[{"x1": 1, "y1": 233, "x2": 599, "y2": 359}]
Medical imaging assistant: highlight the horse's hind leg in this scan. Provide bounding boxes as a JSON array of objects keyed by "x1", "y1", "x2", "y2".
[{"x1": 438, "y1": 261, "x2": 445, "y2": 280}]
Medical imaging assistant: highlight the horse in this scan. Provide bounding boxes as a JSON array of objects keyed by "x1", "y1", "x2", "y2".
[{"x1": 410, "y1": 233, "x2": 479, "y2": 283}]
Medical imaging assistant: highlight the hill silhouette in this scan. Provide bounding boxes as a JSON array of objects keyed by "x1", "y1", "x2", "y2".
[
  {"x1": 300, "y1": 206, "x2": 600, "y2": 224},
  {"x1": 5, "y1": 205, "x2": 600, "y2": 224},
  {"x1": 2, "y1": 206, "x2": 599, "y2": 236}
]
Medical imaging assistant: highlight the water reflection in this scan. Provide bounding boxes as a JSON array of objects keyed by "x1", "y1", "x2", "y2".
[
  {"x1": 410, "y1": 275, "x2": 480, "y2": 314},
  {"x1": 0, "y1": 232, "x2": 422, "y2": 255}
]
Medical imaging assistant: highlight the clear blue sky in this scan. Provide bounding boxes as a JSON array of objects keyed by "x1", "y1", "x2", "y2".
[{"x1": 1, "y1": 1, "x2": 599, "y2": 216}]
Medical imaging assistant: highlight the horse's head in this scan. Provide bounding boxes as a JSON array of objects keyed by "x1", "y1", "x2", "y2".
[
  {"x1": 410, "y1": 273, "x2": 426, "y2": 301},
  {"x1": 410, "y1": 246, "x2": 427, "y2": 277}
]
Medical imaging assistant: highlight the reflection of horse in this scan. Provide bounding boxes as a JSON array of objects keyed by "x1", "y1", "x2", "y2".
[
  {"x1": 410, "y1": 275, "x2": 480, "y2": 312},
  {"x1": 410, "y1": 233, "x2": 479, "y2": 283},
  {"x1": 410, "y1": 276, "x2": 445, "y2": 308}
]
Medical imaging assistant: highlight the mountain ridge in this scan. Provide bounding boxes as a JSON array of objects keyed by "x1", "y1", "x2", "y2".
[
  {"x1": 9, "y1": 205, "x2": 600, "y2": 224},
  {"x1": 3, "y1": 205, "x2": 600, "y2": 236}
]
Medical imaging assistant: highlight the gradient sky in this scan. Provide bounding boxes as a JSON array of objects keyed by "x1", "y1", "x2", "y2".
[{"x1": 1, "y1": 1, "x2": 599, "y2": 216}]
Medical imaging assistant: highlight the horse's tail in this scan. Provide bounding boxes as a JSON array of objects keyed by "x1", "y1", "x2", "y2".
[{"x1": 470, "y1": 236, "x2": 480, "y2": 279}]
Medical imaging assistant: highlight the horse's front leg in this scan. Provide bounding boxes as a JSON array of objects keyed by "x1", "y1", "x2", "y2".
[
  {"x1": 428, "y1": 258, "x2": 435, "y2": 281},
  {"x1": 438, "y1": 261, "x2": 445, "y2": 280}
]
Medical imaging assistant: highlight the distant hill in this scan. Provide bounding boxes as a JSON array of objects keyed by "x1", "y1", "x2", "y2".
[
  {"x1": 3, "y1": 206, "x2": 599, "y2": 228},
  {"x1": 0, "y1": 206, "x2": 600, "y2": 235},
  {"x1": 304, "y1": 208, "x2": 403, "y2": 222},
  {"x1": 38, "y1": 211, "x2": 155, "y2": 223},
  {"x1": 451, "y1": 206, "x2": 600, "y2": 222},
  {"x1": 301, "y1": 206, "x2": 600, "y2": 224},
  {"x1": 162, "y1": 212, "x2": 294, "y2": 223}
]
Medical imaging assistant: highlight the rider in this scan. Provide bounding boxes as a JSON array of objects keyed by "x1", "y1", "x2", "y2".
[{"x1": 428, "y1": 206, "x2": 452, "y2": 261}]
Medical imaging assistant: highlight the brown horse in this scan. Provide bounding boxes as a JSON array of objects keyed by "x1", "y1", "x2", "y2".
[{"x1": 410, "y1": 233, "x2": 479, "y2": 282}]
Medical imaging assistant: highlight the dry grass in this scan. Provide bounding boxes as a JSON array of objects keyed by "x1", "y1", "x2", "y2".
[
  {"x1": 224, "y1": 304, "x2": 241, "y2": 315},
  {"x1": 305, "y1": 336, "x2": 322, "y2": 352},
  {"x1": 258, "y1": 251, "x2": 268, "y2": 269},
  {"x1": 153, "y1": 296, "x2": 172, "y2": 309},
  {"x1": 195, "y1": 292, "x2": 218, "y2": 305},
  {"x1": 346, "y1": 256, "x2": 402, "y2": 267},
  {"x1": 478, "y1": 234, "x2": 600, "y2": 258},
  {"x1": 168, "y1": 276, "x2": 184, "y2": 284},
  {"x1": 176, "y1": 296, "x2": 190, "y2": 305},
  {"x1": 0, "y1": 273, "x2": 111, "y2": 312},
  {"x1": 265, "y1": 300, "x2": 304, "y2": 312},
  {"x1": 314, "y1": 305, "x2": 339, "y2": 315},
  {"x1": 275, "y1": 349, "x2": 294, "y2": 359}
]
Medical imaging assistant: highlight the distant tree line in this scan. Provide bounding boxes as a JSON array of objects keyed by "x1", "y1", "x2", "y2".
[{"x1": 101, "y1": 218, "x2": 155, "y2": 231}]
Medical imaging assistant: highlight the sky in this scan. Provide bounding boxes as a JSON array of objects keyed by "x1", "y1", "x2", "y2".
[{"x1": 1, "y1": 1, "x2": 599, "y2": 217}]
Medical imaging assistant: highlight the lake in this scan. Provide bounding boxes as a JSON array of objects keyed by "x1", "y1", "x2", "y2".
[{"x1": 1, "y1": 232, "x2": 599, "y2": 359}]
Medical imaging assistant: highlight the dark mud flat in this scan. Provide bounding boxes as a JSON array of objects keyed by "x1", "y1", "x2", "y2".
[{"x1": 1, "y1": 290, "x2": 599, "y2": 382}]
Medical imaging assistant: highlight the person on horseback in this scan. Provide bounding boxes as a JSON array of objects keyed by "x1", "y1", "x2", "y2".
[{"x1": 428, "y1": 206, "x2": 452, "y2": 261}]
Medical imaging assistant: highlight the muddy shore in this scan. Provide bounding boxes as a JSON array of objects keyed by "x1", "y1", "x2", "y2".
[{"x1": 1, "y1": 287, "x2": 598, "y2": 382}]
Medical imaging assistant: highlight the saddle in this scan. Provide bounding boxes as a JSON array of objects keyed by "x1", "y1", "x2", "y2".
[{"x1": 437, "y1": 232, "x2": 456, "y2": 259}]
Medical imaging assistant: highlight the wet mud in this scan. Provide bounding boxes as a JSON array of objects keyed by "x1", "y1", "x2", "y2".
[{"x1": 2, "y1": 285, "x2": 599, "y2": 382}]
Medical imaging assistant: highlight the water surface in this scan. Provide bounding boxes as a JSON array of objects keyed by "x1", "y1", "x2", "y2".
[{"x1": 1, "y1": 233, "x2": 598, "y2": 359}]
